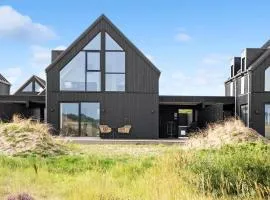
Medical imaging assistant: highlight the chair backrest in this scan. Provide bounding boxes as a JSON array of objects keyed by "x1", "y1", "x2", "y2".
[
  {"x1": 118, "y1": 125, "x2": 132, "y2": 134},
  {"x1": 99, "y1": 125, "x2": 112, "y2": 134}
]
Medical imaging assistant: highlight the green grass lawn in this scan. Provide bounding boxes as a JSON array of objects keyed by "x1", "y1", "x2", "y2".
[{"x1": 0, "y1": 143, "x2": 269, "y2": 200}]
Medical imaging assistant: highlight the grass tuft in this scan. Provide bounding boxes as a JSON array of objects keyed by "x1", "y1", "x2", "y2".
[{"x1": 0, "y1": 115, "x2": 68, "y2": 157}]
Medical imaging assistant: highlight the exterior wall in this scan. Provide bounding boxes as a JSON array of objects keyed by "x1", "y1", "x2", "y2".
[
  {"x1": 0, "y1": 103, "x2": 45, "y2": 122},
  {"x1": 46, "y1": 17, "x2": 160, "y2": 139},
  {"x1": 197, "y1": 104, "x2": 224, "y2": 127},
  {"x1": 249, "y1": 55, "x2": 270, "y2": 136},
  {"x1": 0, "y1": 82, "x2": 10, "y2": 95},
  {"x1": 51, "y1": 50, "x2": 64, "y2": 62},
  {"x1": 245, "y1": 48, "x2": 265, "y2": 70}
]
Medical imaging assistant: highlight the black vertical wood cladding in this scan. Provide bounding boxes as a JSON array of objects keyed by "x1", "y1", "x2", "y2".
[
  {"x1": 46, "y1": 17, "x2": 160, "y2": 138},
  {"x1": 0, "y1": 82, "x2": 10, "y2": 95},
  {"x1": 248, "y1": 53, "x2": 270, "y2": 136}
]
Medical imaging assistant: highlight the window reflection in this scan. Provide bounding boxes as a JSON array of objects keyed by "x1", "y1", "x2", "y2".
[
  {"x1": 265, "y1": 104, "x2": 270, "y2": 138},
  {"x1": 81, "y1": 103, "x2": 100, "y2": 137},
  {"x1": 106, "y1": 74, "x2": 125, "y2": 91},
  {"x1": 60, "y1": 102, "x2": 100, "y2": 137},
  {"x1": 60, "y1": 52, "x2": 85, "y2": 91},
  {"x1": 265, "y1": 67, "x2": 270, "y2": 91},
  {"x1": 22, "y1": 82, "x2": 33, "y2": 92},
  {"x1": 60, "y1": 103, "x2": 79, "y2": 136}
]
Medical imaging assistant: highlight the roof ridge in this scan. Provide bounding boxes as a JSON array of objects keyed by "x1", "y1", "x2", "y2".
[{"x1": 45, "y1": 14, "x2": 160, "y2": 75}]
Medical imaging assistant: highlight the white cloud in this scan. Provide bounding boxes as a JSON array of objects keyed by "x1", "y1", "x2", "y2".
[
  {"x1": 202, "y1": 54, "x2": 230, "y2": 65},
  {"x1": 30, "y1": 45, "x2": 51, "y2": 68},
  {"x1": 2, "y1": 67, "x2": 23, "y2": 85},
  {"x1": 0, "y1": 5, "x2": 56, "y2": 42},
  {"x1": 54, "y1": 45, "x2": 66, "y2": 50},
  {"x1": 159, "y1": 54, "x2": 230, "y2": 96},
  {"x1": 175, "y1": 33, "x2": 192, "y2": 42}
]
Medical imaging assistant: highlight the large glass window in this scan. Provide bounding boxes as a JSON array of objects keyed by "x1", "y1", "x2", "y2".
[
  {"x1": 22, "y1": 82, "x2": 33, "y2": 92},
  {"x1": 87, "y1": 52, "x2": 100, "y2": 70},
  {"x1": 240, "y1": 104, "x2": 248, "y2": 126},
  {"x1": 105, "y1": 33, "x2": 125, "y2": 91},
  {"x1": 59, "y1": 32, "x2": 125, "y2": 92},
  {"x1": 81, "y1": 103, "x2": 100, "y2": 137},
  {"x1": 86, "y1": 72, "x2": 100, "y2": 91},
  {"x1": 60, "y1": 52, "x2": 85, "y2": 91},
  {"x1": 105, "y1": 33, "x2": 123, "y2": 50},
  {"x1": 60, "y1": 103, "x2": 79, "y2": 136},
  {"x1": 265, "y1": 104, "x2": 270, "y2": 138},
  {"x1": 83, "y1": 33, "x2": 101, "y2": 50},
  {"x1": 265, "y1": 67, "x2": 270, "y2": 91},
  {"x1": 35, "y1": 82, "x2": 43, "y2": 93},
  {"x1": 60, "y1": 102, "x2": 100, "y2": 137},
  {"x1": 106, "y1": 74, "x2": 125, "y2": 91}
]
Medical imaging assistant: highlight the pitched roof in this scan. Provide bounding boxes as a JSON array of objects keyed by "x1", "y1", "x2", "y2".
[
  {"x1": 0, "y1": 73, "x2": 11, "y2": 85},
  {"x1": 14, "y1": 75, "x2": 46, "y2": 95},
  {"x1": 249, "y1": 49, "x2": 270, "y2": 71},
  {"x1": 45, "y1": 14, "x2": 160, "y2": 74},
  {"x1": 261, "y1": 40, "x2": 270, "y2": 49}
]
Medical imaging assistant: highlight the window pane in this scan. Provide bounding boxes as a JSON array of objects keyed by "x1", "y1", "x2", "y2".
[
  {"x1": 87, "y1": 72, "x2": 101, "y2": 91},
  {"x1": 81, "y1": 103, "x2": 100, "y2": 137},
  {"x1": 87, "y1": 52, "x2": 100, "y2": 70},
  {"x1": 265, "y1": 67, "x2": 270, "y2": 91},
  {"x1": 35, "y1": 82, "x2": 43, "y2": 93},
  {"x1": 60, "y1": 52, "x2": 85, "y2": 91},
  {"x1": 105, "y1": 33, "x2": 123, "y2": 50},
  {"x1": 240, "y1": 104, "x2": 248, "y2": 126},
  {"x1": 241, "y1": 77, "x2": 245, "y2": 94},
  {"x1": 22, "y1": 82, "x2": 33, "y2": 92},
  {"x1": 83, "y1": 33, "x2": 101, "y2": 50},
  {"x1": 106, "y1": 74, "x2": 125, "y2": 91},
  {"x1": 60, "y1": 103, "x2": 79, "y2": 136},
  {"x1": 105, "y1": 52, "x2": 125, "y2": 73},
  {"x1": 265, "y1": 104, "x2": 270, "y2": 138}
]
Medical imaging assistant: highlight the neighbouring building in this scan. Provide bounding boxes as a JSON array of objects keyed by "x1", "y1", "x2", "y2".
[
  {"x1": 1, "y1": 14, "x2": 268, "y2": 139},
  {"x1": 225, "y1": 40, "x2": 270, "y2": 138}
]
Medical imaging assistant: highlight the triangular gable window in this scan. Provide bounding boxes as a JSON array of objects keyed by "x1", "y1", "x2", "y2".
[
  {"x1": 22, "y1": 82, "x2": 33, "y2": 92},
  {"x1": 35, "y1": 82, "x2": 43, "y2": 92},
  {"x1": 105, "y1": 33, "x2": 123, "y2": 50},
  {"x1": 83, "y1": 33, "x2": 101, "y2": 50}
]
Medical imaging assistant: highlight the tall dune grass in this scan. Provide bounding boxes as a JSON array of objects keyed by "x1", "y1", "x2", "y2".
[
  {"x1": 0, "y1": 118, "x2": 269, "y2": 199},
  {"x1": 0, "y1": 115, "x2": 68, "y2": 156}
]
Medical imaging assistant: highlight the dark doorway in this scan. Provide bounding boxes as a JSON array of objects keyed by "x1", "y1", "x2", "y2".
[{"x1": 159, "y1": 105, "x2": 196, "y2": 138}]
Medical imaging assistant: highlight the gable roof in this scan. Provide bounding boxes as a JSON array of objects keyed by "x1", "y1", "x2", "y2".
[
  {"x1": 0, "y1": 73, "x2": 11, "y2": 85},
  {"x1": 262, "y1": 40, "x2": 270, "y2": 49},
  {"x1": 248, "y1": 49, "x2": 270, "y2": 71},
  {"x1": 45, "y1": 14, "x2": 160, "y2": 75},
  {"x1": 14, "y1": 75, "x2": 46, "y2": 95}
]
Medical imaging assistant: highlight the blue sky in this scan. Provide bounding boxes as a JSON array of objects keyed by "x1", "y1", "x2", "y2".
[{"x1": 0, "y1": 0, "x2": 270, "y2": 95}]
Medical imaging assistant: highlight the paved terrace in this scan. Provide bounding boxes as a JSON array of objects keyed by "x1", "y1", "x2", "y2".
[{"x1": 57, "y1": 137, "x2": 188, "y2": 145}]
